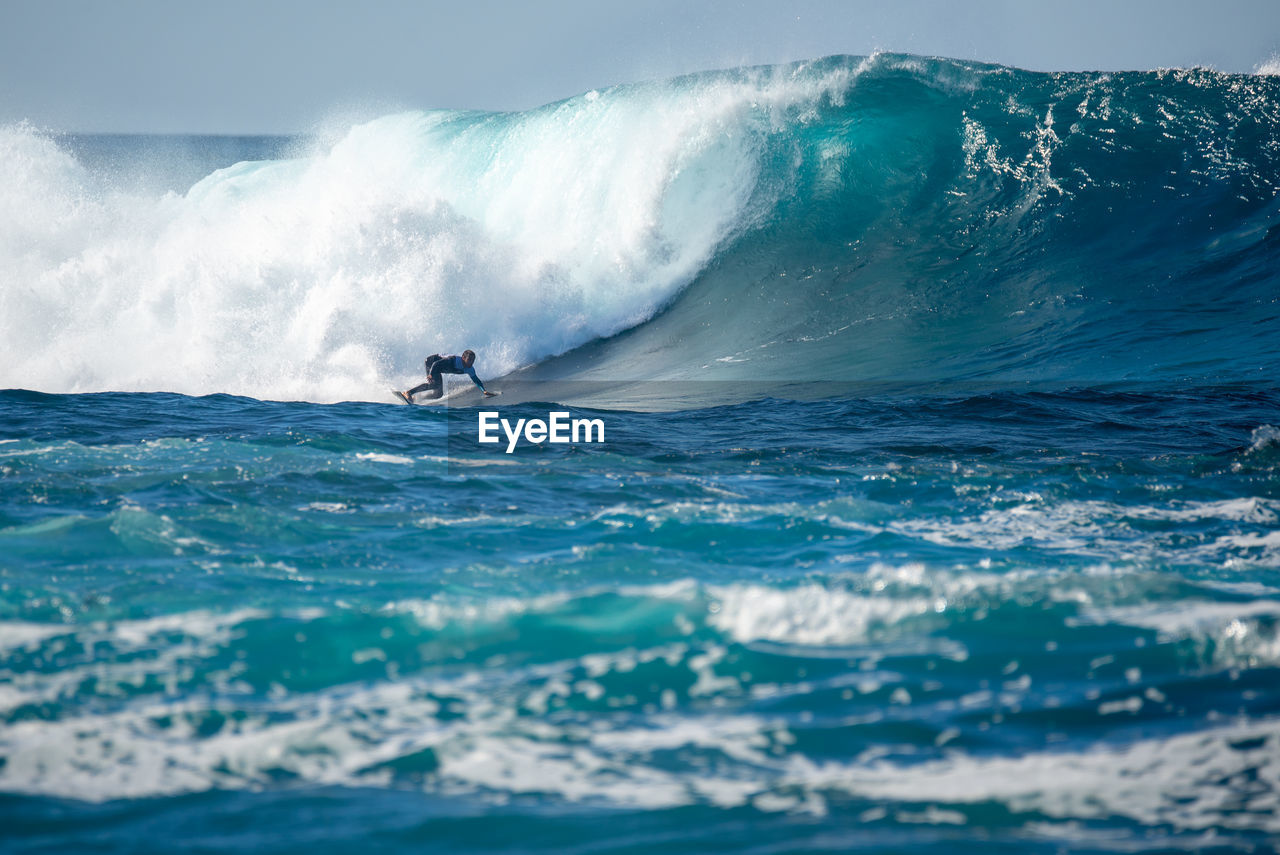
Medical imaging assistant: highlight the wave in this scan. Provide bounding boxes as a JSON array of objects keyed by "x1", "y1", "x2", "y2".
[
  {"x1": 2, "y1": 55, "x2": 1279, "y2": 402},
  {"x1": 3, "y1": 577, "x2": 1279, "y2": 833}
]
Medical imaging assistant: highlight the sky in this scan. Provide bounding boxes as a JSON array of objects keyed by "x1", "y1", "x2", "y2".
[{"x1": 2, "y1": 0, "x2": 1279, "y2": 134}]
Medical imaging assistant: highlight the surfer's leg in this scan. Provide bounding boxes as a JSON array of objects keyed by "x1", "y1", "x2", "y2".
[
  {"x1": 409, "y1": 373, "x2": 444, "y2": 399},
  {"x1": 407, "y1": 357, "x2": 445, "y2": 401}
]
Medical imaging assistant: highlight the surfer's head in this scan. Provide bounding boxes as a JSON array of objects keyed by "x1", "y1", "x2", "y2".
[{"x1": 461, "y1": 349, "x2": 476, "y2": 367}]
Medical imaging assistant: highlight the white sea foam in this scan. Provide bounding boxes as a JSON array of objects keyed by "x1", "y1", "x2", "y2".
[
  {"x1": 99, "y1": 608, "x2": 270, "y2": 649},
  {"x1": 590, "y1": 493, "x2": 1279, "y2": 572},
  {"x1": 781, "y1": 719, "x2": 1280, "y2": 830},
  {"x1": 1254, "y1": 56, "x2": 1280, "y2": 76},
  {"x1": 353, "y1": 452, "x2": 414, "y2": 465},
  {"x1": 3, "y1": 627, "x2": 1276, "y2": 834},
  {"x1": 300, "y1": 501, "x2": 352, "y2": 513},
  {"x1": 706, "y1": 583, "x2": 932, "y2": 646},
  {"x1": 383, "y1": 594, "x2": 559, "y2": 629},
  {"x1": 1249, "y1": 424, "x2": 1280, "y2": 452},
  {"x1": 0, "y1": 584, "x2": 1275, "y2": 836},
  {"x1": 0, "y1": 620, "x2": 74, "y2": 651},
  {"x1": 888, "y1": 497, "x2": 1280, "y2": 567},
  {"x1": 0, "y1": 609, "x2": 273, "y2": 721},
  {"x1": 1077, "y1": 598, "x2": 1280, "y2": 636}
]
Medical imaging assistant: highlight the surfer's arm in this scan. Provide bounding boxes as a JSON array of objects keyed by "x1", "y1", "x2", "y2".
[{"x1": 464, "y1": 365, "x2": 486, "y2": 392}]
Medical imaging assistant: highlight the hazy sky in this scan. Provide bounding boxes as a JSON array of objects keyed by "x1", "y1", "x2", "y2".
[{"x1": 3, "y1": 0, "x2": 1279, "y2": 133}]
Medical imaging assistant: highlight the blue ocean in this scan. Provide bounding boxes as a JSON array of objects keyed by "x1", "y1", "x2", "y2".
[{"x1": 2, "y1": 55, "x2": 1280, "y2": 853}]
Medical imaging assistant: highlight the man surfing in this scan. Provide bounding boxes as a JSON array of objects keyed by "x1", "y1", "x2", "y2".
[{"x1": 395, "y1": 349, "x2": 496, "y2": 403}]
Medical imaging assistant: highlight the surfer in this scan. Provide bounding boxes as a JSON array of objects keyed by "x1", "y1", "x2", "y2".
[{"x1": 397, "y1": 350, "x2": 495, "y2": 403}]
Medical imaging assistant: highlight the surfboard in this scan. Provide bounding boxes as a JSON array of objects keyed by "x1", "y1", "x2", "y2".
[{"x1": 391, "y1": 389, "x2": 500, "y2": 405}]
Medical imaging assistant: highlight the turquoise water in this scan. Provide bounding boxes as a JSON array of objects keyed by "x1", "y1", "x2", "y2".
[{"x1": 2, "y1": 55, "x2": 1280, "y2": 852}]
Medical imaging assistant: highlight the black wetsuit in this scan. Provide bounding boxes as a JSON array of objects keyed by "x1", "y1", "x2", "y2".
[{"x1": 407, "y1": 354, "x2": 486, "y2": 400}]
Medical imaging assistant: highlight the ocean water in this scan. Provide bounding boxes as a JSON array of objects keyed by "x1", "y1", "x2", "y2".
[{"x1": 2, "y1": 54, "x2": 1280, "y2": 853}]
